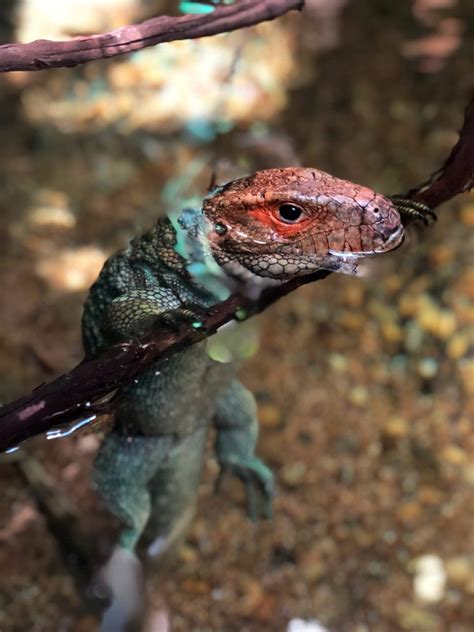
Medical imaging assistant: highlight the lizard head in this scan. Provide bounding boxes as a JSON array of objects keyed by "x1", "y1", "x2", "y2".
[{"x1": 202, "y1": 167, "x2": 404, "y2": 279}]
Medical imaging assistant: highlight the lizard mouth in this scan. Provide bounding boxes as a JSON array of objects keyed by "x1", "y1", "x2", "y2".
[{"x1": 328, "y1": 224, "x2": 405, "y2": 260}]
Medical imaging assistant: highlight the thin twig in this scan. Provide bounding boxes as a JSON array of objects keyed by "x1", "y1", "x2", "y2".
[{"x1": 0, "y1": 0, "x2": 303, "y2": 73}]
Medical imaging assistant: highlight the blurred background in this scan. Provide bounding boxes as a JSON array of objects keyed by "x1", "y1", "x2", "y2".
[{"x1": 0, "y1": 1, "x2": 473, "y2": 630}]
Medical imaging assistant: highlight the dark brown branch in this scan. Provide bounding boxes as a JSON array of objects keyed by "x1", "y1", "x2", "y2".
[
  {"x1": 0, "y1": 98, "x2": 472, "y2": 453},
  {"x1": 0, "y1": 271, "x2": 329, "y2": 451},
  {"x1": 0, "y1": 0, "x2": 303, "y2": 73},
  {"x1": 407, "y1": 98, "x2": 474, "y2": 208}
]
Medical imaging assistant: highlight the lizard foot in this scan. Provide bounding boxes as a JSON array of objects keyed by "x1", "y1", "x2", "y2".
[
  {"x1": 390, "y1": 196, "x2": 437, "y2": 226},
  {"x1": 216, "y1": 456, "x2": 274, "y2": 521}
]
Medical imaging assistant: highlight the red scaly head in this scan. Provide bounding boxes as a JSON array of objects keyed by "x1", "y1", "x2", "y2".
[{"x1": 203, "y1": 167, "x2": 404, "y2": 279}]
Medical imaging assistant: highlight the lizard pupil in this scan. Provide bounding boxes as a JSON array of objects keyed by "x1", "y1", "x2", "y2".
[{"x1": 278, "y1": 203, "x2": 303, "y2": 223}]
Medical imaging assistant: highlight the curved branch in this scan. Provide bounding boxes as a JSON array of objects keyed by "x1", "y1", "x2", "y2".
[
  {"x1": 0, "y1": 271, "x2": 329, "y2": 451},
  {"x1": 408, "y1": 98, "x2": 474, "y2": 208},
  {"x1": 0, "y1": 0, "x2": 303, "y2": 73}
]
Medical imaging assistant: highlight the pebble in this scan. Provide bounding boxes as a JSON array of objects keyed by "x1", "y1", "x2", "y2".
[
  {"x1": 405, "y1": 321, "x2": 425, "y2": 353},
  {"x1": 446, "y1": 332, "x2": 470, "y2": 359},
  {"x1": 445, "y1": 556, "x2": 473, "y2": 589},
  {"x1": 27, "y1": 206, "x2": 76, "y2": 230},
  {"x1": 463, "y1": 464, "x2": 474, "y2": 486},
  {"x1": 348, "y1": 385, "x2": 369, "y2": 406},
  {"x1": 441, "y1": 445, "x2": 468, "y2": 466},
  {"x1": 417, "y1": 305, "x2": 456, "y2": 339},
  {"x1": 287, "y1": 620, "x2": 330, "y2": 632},
  {"x1": 396, "y1": 501, "x2": 421, "y2": 524},
  {"x1": 412, "y1": 554, "x2": 446, "y2": 603},
  {"x1": 36, "y1": 246, "x2": 106, "y2": 291},
  {"x1": 238, "y1": 578, "x2": 264, "y2": 616},
  {"x1": 382, "y1": 320, "x2": 403, "y2": 343},
  {"x1": 178, "y1": 545, "x2": 198, "y2": 564},
  {"x1": 299, "y1": 546, "x2": 327, "y2": 582},
  {"x1": 428, "y1": 244, "x2": 454, "y2": 266},
  {"x1": 328, "y1": 353, "x2": 347, "y2": 373},
  {"x1": 457, "y1": 358, "x2": 474, "y2": 395},
  {"x1": 383, "y1": 417, "x2": 409, "y2": 438},
  {"x1": 397, "y1": 604, "x2": 441, "y2": 630},
  {"x1": 417, "y1": 357, "x2": 438, "y2": 379},
  {"x1": 460, "y1": 203, "x2": 474, "y2": 226},
  {"x1": 418, "y1": 485, "x2": 443, "y2": 505},
  {"x1": 258, "y1": 404, "x2": 282, "y2": 428},
  {"x1": 180, "y1": 578, "x2": 210, "y2": 595},
  {"x1": 280, "y1": 462, "x2": 307, "y2": 487}
]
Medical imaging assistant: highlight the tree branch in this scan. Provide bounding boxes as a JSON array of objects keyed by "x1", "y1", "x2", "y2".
[
  {"x1": 408, "y1": 98, "x2": 474, "y2": 209},
  {"x1": 0, "y1": 98, "x2": 472, "y2": 453},
  {"x1": 0, "y1": 0, "x2": 303, "y2": 73}
]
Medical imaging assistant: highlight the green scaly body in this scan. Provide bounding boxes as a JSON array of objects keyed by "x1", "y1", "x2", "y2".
[{"x1": 82, "y1": 217, "x2": 273, "y2": 552}]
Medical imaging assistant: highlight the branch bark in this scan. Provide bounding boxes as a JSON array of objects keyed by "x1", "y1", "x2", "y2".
[
  {"x1": 0, "y1": 98, "x2": 472, "y2": 452},
  {"x1": 0, "y1": 0, "x2": 303, "y2": 73},
  {"x1": 408, "y1": 99, "x2": 474, "y2": 208}
]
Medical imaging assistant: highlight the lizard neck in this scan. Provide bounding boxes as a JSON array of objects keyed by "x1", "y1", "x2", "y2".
[{"x1": 175, "y1": 207, "x2": 281, "y2": 300}]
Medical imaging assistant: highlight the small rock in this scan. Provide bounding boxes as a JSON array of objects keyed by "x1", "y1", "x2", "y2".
[
  {"x1": 445, "y1": 556, "x2": 472, "y2": 588},
  {"x1": 428, "y1": 244, "x2": 454, "y2": 266},
  {"x1": 460, "y1": 203, "x2": 474, "y2": 226},
  {"x1": 178, "y1": 545, "x2": 198, "y2": 564},
  {"x1": 447, "y1": 332, "x2": 470, "y2": 359},
  {"x1": 417, "y1": 357, "x2": 438, "y2": 379},
  {"x1": 259, "y1": 404, "x2": 282, "y2": 428},
  {"x1": 441, "y1": 445, "x2": 467, "y2": 465},
  {"x1": 180, "y1": 578, "x2": 210, "y2": 595},
  {"x1": 418, "y1": 485, "x2": 443, "y2": 505},
  {"x1": 328, "y1": 353, "x2": 347, "y2": 373},
  {"x1": 417, "y1": 305, "x2": 456, "y2": 340},
  {"x1": 405, "y1": 321, "x2": 425, "y2": 353},
  {"x1": 348, "y1": 385, "x2": 369, "y2": 406},
  {"x1": 36, "y1": 246, "x2": 106, "y2": 291},
  {"x1": 287, "y1": 620, "x2": 330, "y2": 632},
  {"x1": 397, "y1": 603, "x2": 441, "y2": 630},
  {"x1": 458, "y1": 358, "x2": 474, "y2": 395},
  {"x1": 238, "y1": 577, "x2": 264, "y2": 616},
  {"x1": 382, "y1": 321, "x2": 403, "y2": 343},
  {"x1": 396, "y1": 501, "x2": 421, "y2": 524},
  {"x1": 383, "y1": 417, "x2": 409, "y2": 438},
  {"x1": 412, "y1": 554, "x2": 446, "y2": 603},
  {"x1": 299, "y1": 546, "x2": 327, "y2": 582},
  {"x1": 280, "y1": 462, "x2": 307, "y2": 487},
  {"x1": 27, "y1": 206, "x2": 76, "y2": 230},
  {"x1": 463, "y1": 464, "x2": 474, "y2": 486}
]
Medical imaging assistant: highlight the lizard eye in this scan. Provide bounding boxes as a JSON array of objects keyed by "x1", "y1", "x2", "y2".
[
  {"x1": 214, "y1": 222, "x2": 227, "y2": 236},
  {"x1": 278, "y1": 203, "x2": 304, "y2": 223}
]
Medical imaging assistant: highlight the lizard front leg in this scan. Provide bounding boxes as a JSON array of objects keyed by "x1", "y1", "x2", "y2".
[
  {"x1": 213, "y1": 380, "x2": 274, "y2": 520},
  {"x1": 104, "y1": 288, "x2": 207, "y2": 340}
]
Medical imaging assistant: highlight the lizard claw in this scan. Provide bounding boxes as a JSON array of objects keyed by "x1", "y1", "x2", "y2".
[
  {"x1": 154, "y1": 303, "x2": 209, "y2": 334},
  {"x1": 390, "y1": 195, "x2": 437, "y2": 226},
  {"x1": 215, "y1": 456, "x2": 274, "y2": 520}
]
